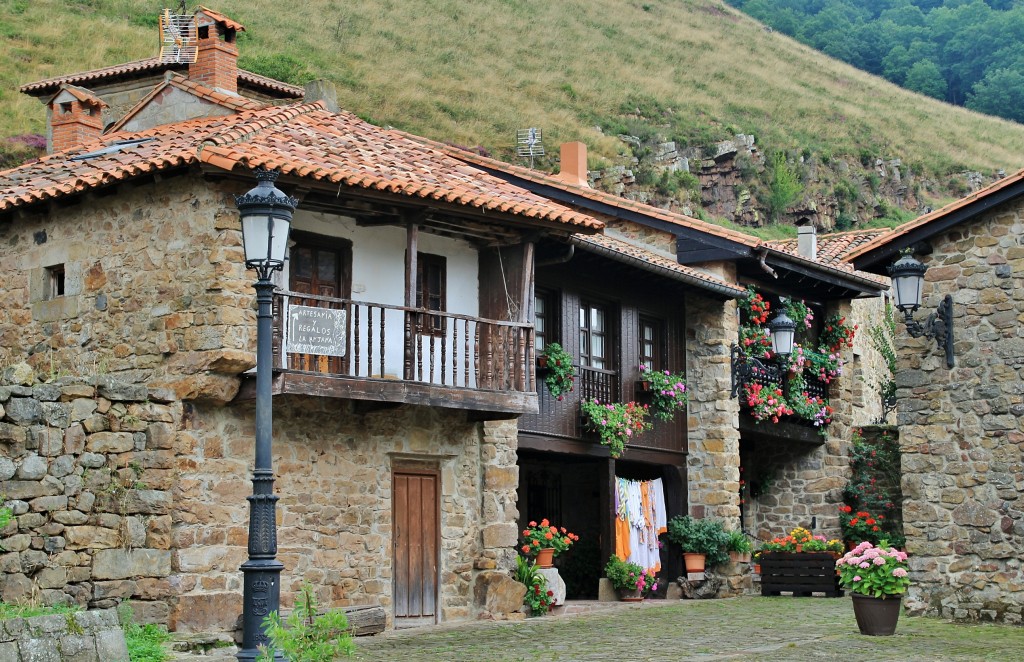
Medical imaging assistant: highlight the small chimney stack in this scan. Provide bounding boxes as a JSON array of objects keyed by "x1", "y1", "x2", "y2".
[
  {"x1": 796, "y1": 218, "x2": 817, "y2": 260},
  {"x1": 47, "y1": 85, "x2": 107, "y2": 154},
  {"x1": 303, "y1": 79, "x2": 340, "y2": 113},
  {"x1": 190, "y1": 8, "x2": 244, "y2": 94},
  {"x1": 558, "y1": 141, "x2": 589, "y2": 188}
]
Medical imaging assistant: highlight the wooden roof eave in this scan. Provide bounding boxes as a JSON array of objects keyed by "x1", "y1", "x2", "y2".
[
  {"x1": 464, "y1": 163, "x2": 752, "y2": 254},
  {"x1": 203, "y1": 166, "x2": 601, "y2": 243}
]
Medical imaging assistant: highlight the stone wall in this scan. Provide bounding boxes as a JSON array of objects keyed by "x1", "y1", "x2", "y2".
[
  {"x1": 0, "y1": 607, "x2": 128, "y2": 662},
  {"x1": 0, "y1": 173, "x2": 253, "y2": 402},
  {"x1": 170, "y1": 399, "x2": 517, "y2": 632},
  {"x1": 0, "y1": 373, "x2": 176, "y2": 625},
  {"x1": 0, "y1": 367, "x2": 521, "y2": 633},
  {"x1": 897, "y1": 202, "x2": 1024, "y2": 624},
  {"x1": 685, "y1": 274, "x2": 741, "y2": 528}
]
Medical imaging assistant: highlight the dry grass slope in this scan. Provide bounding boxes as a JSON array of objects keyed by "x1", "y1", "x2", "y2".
[{"x1": 3, "y1": 0, "x2": 1024, "y2": 176}]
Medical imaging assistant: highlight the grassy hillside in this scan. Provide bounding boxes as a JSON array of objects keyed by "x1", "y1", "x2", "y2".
[{"x1": 3, "y1": 0, "x2": 1024, "y2": 181}]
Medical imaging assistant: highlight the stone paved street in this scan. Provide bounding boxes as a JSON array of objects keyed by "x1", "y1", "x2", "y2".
[{"x1": 173, "y1": 596, "x2": 1024, "y2": 661}]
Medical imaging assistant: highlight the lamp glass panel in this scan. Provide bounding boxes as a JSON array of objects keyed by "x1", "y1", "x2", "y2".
[
  {"x1": 892, "y1": 272, "x2": 922, "y2": 312},
  {"x1": 241, "y1": 214, "x2": 290, "y2": 265},
  {"x1": 771, "y1": 326, "x2": 795, "y2": 356}
]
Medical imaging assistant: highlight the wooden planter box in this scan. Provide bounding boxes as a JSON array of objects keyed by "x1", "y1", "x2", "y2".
[{"x1": 759, "y1": 552, "x2": 843, "y2": 598}]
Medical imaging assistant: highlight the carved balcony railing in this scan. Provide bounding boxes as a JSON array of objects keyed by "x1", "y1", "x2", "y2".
[{"x1": 254, "y1": 290, "x2": 537, "y2": 415}]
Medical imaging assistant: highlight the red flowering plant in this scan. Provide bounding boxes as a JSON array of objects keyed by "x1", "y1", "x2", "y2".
[
  {"x1": 520, "y1": 519, "x2": 578, "y2": 557},
  {"x1": 820, "y1": 314, "x2": 857, "y2": 353},
  {"x1": 741, "y1": 287, "x2": 771, "y2": 325},
  {"x1": 539, "y1": 343, "x2": 575, "y2": 400},
  {"x1": 515, "y1": 555, "x2": 554, "y2": 616},
  {"x1": 743, "y1": 382, "x2": 792, "y2": 423},
  {"x1": 580, "y1": 399, "x2": 652, "y2": 458},
  {"x1": 839, "y1": 505, "x2": 887, "y2": 545}
]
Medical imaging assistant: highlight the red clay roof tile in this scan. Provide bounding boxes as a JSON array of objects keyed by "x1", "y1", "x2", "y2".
[
  {"x1": 195, "y1": 6, "x2": 246, "y2": 32},
  {"x1": 20, "y1": 57, "x2": 304, "y2": 98},
  {"x1": 0, "y1": 101, "x2": 601, "y2": 232}
]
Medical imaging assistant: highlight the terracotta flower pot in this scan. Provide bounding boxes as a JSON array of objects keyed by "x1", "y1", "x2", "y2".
[
  {"x1": 683, "y1": 552, "x2": 706, "y2": 573},
  {"x1": 851, "y1": 593, "x2": 902, "y2": 636},
  {"x1": 617, "y1": 587, "x2": 644, "y2": 602},
  {"x1": 535, "y1": 547, "x2": 555, "y2": 568}
]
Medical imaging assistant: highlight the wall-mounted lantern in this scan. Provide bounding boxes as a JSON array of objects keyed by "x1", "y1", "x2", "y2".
[{"x1": 887, "y1": 254, "x2": 954, "y2": 368}]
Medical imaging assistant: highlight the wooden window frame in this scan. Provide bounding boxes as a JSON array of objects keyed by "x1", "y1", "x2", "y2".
[
  {"x1": 533, "y1": 287, "x2": 558, "y2": 351},
  {"x1": 639, "y1": 315, "x2": 665, "y2": 371},
  {"x1": 579, "y1": 300, "x2": 613, "y2": 370},
  {"x1": 45, "y1": 264, "x2": 65, "y2": 300},
  {"x1": 415, "y1": 252, "x2": 447, "y2": 336}
]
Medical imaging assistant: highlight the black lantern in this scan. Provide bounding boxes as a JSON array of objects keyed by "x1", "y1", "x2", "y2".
[
  {"x1": 234, "y1": 168, "x2": 295, "y2": 662},
  {"x1": 887, "y1": 254, "x2": 954, "y2": 369},
  {"x1": 767, "y1": 310, "x2": 797, "y2": 358},
  {"x1": 236, "y1": 169, "x2": 297, "y2": 276},
  {"x1": 888, "y1": 253, "x2": 927, "y2": 315}
]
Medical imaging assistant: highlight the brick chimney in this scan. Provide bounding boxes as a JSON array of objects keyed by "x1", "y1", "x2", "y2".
[
  {"x1": 190, "y1": 7, "x2": 245, "y2": 94},
  {"x1": 558, "y1": 141, "x2": 590, "y2": 188},
  {"x1": 47, "y1": 85, "x2": 107, "y2": 154},
  {"x1": 796, "y1": 218, "x2": 817, "y2": 260}
]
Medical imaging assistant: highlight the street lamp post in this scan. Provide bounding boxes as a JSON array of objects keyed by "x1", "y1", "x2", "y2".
[{"x1": 234, "y1": 168, "x2": 297, "y2": 662}]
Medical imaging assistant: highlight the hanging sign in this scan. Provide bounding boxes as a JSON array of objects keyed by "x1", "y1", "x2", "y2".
[{"x1": 287, "y1": 305, "x2": 347, "y2": 357}]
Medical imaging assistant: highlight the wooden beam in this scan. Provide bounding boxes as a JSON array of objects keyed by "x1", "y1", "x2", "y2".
[
  {"x1": 517, "y1": 433, "x2": 687, "y2": 463},
  {"x1": 270, "y1": 371, "x2": 538, "y2": 414}
]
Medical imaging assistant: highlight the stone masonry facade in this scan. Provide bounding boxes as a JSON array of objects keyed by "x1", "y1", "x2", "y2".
[
  {"x1": 897, "y1": 202, "x2": 1024, "y2": 623},
  {"x1": 0, "y1": 173, "x2": 522, "y2": 632}
]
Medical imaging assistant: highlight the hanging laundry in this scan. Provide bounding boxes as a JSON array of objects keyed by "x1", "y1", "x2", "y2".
[{"x1": 613, "y1": 477, "x2": 667, "y2": 574}]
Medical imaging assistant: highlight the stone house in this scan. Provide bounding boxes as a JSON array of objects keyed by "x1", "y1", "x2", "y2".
[
  {"x1": 0, "y1": 8, "x2": 605, "y2": 632},
  {"x1": 848, "y1": 174, "x2": 1024, "y2": 624},
  {"x1": 429, "y1": 142, "x2": 887, "y2": 592}
]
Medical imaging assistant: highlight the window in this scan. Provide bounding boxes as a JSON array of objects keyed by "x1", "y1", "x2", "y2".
[
  {"x1": 45, "y1": 264, "x2": 65, "y2": 300},
  {"x1": 416, "y1": 253, "x2": 446, "y2": 334},
  {"x1": 639, "y1": 317, "x2": 663, "y2": 370},
  {"x1": 534, "y1": 289, "x2": 557, "y2": 351},
  {"x1": 579, "y1": 302, "x2": 609, "y2": 369}
]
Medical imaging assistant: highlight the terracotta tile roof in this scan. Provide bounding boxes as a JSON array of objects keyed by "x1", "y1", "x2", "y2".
[
  {"x1": 195, "y1": 6, "x2": 246, "y2": 32},
  {"x1": 106, "y1": 75, "x2": 265, "y2": 133},
  {"x1": 572, "y1": 233, "x2": 746, "y2": 298},
  {"x1": 768, "y1": 229, "x2": 889, "y2": 270},
  {"x1": 20, "y1": 57, "x2": 304, "y2": 98},
  {"x1": 0, "y1": 101, "x2": 601, "y2": 231},
  {"x1": 845, "y1": 168, "x2": 1024, "y2": 264},
  {"x1": 403, "y1": 136, "x2": 762, "y2": 249},
  {"x1": 51, "y1": 84, "x2": 108, "y2": 108}
]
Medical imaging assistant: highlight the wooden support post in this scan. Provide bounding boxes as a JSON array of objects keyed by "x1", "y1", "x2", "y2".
[{"x1": 404, "y1": 222, "x2": 418, "y2": 381}]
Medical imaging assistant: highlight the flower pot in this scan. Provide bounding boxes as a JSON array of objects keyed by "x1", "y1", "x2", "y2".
[
  {"x1": 537, "y1": 355, "x2": 549, "y2": 369},
  {"x1": 683, "y1": 552, "x2": 706, "y2": 573},
  {"x1": 851, "y1": 593, "x2": 902, "y2": 636},
  {"x1": 728, "y1": 551, "x2": 751, "y2": 564},
  {"x1": 752, "y1": 563, "x2": 761, "y2": 575},
  {"x1": 535, "y1": 547, "x2": 554, "y2": 568},
  {"x1": 617, "y1": 587, "x2": 644, "y2": 602}
]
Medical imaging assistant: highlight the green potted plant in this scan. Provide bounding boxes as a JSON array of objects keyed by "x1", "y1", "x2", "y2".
[
  {"x1": 638, "y1": 365, "x2": 689, "y2": 420},
  {"x1": 520, "y1": 518, "x2": 578, "y2": 568},
  {"x1": 603, "y1": 555, "x2": 657, "y2": 601},
  {"x1": 538, "y1": 343, "x2": 574, "y2": 400},
  {"x1": 514, "y1": 555, "x2": 554, "y2": 616},
  {"x1": 725, "y1": 530, "x2": 753, "y2": 563},
  {"x1": 836, "y1": 540, "x2": 910, "y2": 635},
  {"x1": 663, "y1": 515, "x2": 729, "y2": 573},
  {"x1": 579, "y1": 399, "x2": 652, "y2": 458}
]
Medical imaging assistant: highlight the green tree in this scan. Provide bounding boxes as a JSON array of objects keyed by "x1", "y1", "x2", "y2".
[
  {"x1": 903, "y1": 59, "x2": 947, "y2": 99},
  {"x1": 967, "y1": 66, "x2": 1024, "y2": 123},
  {"x1": 765, "y1": 152, "x2": 803, "y2": 221}
]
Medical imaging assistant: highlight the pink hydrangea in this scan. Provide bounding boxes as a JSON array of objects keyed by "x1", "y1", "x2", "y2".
[
  {"x1": 873, "y1": 557, "x2": 887, "y2": 566},
  {"x1": 893, "y1": 568, "x2": 908, "y2": 578}
]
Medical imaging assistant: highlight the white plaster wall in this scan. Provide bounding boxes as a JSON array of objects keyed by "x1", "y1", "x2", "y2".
[{"x1": 289, "y1": 211, "x2": 479, "y2": 385}]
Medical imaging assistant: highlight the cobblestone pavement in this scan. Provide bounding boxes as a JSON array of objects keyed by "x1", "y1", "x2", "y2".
[{"x1": 173, "y1": 596, "x2": 1024, "y2": 661}]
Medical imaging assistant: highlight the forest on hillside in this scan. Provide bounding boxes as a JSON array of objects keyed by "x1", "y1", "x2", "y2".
[{"x1": 727, "y1": 0, "x2": 1024, "y2": 123}]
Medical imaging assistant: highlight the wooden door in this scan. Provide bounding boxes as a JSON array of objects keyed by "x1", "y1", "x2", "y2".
[
  {"x1": 393, "y1": 470, "x2": 439, "y2": 627},
  {"x1": 288, "y1": 233, "x2": 352, "y2": 373}
]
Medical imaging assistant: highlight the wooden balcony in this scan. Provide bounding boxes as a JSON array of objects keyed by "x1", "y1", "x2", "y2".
[
  {"x1": 237, "y1": 290, "x2": 538, "y2": 417},
  {"x1": 738, "y1": 367, "x2": 832, "y2": 445},
  {"x1": 520, "y1": 364, "x2": 687, "y2": 461}
]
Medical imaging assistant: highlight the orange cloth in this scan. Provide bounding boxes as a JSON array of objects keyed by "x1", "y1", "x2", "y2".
[{"x1": 615, "y1": 514, "x2": 631, "y2": 561}]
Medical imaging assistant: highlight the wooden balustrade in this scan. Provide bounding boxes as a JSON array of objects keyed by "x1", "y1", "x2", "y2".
[{"x1": 272, "y1": 290, "x2": 535, "y2": 394}]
